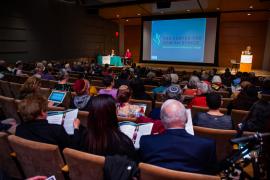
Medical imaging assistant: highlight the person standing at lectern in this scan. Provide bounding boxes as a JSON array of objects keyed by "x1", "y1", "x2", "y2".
[
  {"x1": 242, "y1": 45, "x2": 252, "y2": 55},
  {"x1": 110, "y1": 49, "x2": 115, "y2": 56},
  {"x1": 124, "y1": 49, "x2": 132, "y2": 65}
]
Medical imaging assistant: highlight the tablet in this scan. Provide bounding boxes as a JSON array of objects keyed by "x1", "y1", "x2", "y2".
[{"x1": 48, "y1": 90, "x2": 67, "y2": 104}]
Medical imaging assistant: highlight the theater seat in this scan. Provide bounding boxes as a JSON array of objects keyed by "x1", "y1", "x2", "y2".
[
  {"x1": 77, "y1": 111, "x2": 89, "y2": 127},
  {"x1": 0, "y1": 96, "x2": 22, "y2": 123},
  {"x1": 0, "y1": 132, "x2": 22, "y2": 179},
  {"x1": 8, "y1": 135, "x2": 66, "y2": 180},
  {"x1": 9, "y1": 82, "x2": 22, "y2": 99},
  {"x1": 0, "y1": 80, "x2": 12, "y2": 98},
  {"x1": 139, "y1": 163, "x2": 220, "y2": 180},
  {"x1": 193, "y1": 126, "x2": 254, "y2": 162},
  {"x1": 63, "y1": 148, "x2": 104, "y2": 180},
  {"x1": 260, "y1": 94, "x2": 270, "y2": 101}
]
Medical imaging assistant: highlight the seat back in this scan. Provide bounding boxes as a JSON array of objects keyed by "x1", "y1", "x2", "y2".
[
  {"x1": 0, "y1": 132, "x2": 22, "y2": 179},
  {"x1": 8, "y1": 135, "x2": 65, "y2": 180},
  {"x1": 193, "y1": 126, "x2": 237, "y2": 162},
  {"x1": 0, "y1": 80, "x2": 12, "y2": 97},
  {"x1": 261, "y1": 94, "x2": 270, "y2": 101},
  {"x1": 139, "y1": 163, "x2": 220, "y2": 180},
  {"x1": 63, "y1": 148, "x2": 105, "y2": 180},
  {"x1": 117, "y1": 116, "x2": 137, "y2": 122},
  {"x1": 78, "y1": 111, "x2": 89, "y2": 127},
  {"x1": 0, "y1": 96, "x2": 21, "y2": 123},
  {"x1": 9, "y1": 82, "x2": 22, "y2": 99},
  {"x1": 130, "y1": 99, "x2": 152, "y2": 116},
  {"x1": 91, "y1": 80, "x2": 103, "y2": 87},
  {"x1": 144, "y1": 85, "x2": 157, "y2": 92},
  {"x1": 191, "y1": 106, "x2": 227, "y2": 119},
  {"x1": 231, "y1": 109, "x2": 249, "y2": 129}
]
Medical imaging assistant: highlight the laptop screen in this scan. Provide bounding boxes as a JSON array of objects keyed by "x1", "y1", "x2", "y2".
[{"x1": 48, "y1": 91, "x2": 66, "y2": 103}]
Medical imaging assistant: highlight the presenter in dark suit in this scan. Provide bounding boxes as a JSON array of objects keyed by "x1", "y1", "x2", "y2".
[{"x1": 139, "y1": 99, "x2": 217, "y2": 175}]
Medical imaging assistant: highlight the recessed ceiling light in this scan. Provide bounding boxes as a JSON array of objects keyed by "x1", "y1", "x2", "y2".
[
  {"x1": 249, "y1": 5, "x2": 253, "y2": 9},
  {"x1": 126, "y1": 19, "x2": 129, "y2": 22},
  {"x1": 247, "y1": 13, "x2": 252, "y2": 16},
  {"x1": 137, "y1": 13, "x2": 141, "y2": 16},
  {"x1": 116, "y1": 14, "x2": 120, "y2": 18},
  {"x1": 216, "y1": 7, "x2": 220, "y2": 11},
  {"x1": 186, "y1": 9, "x2": 191, "y2": 12},
  {"x1": 160, "y1": 11, "x2": 164, "y2": 14}
]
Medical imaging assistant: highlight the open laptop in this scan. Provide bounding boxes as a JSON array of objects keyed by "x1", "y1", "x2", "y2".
[{"x1": 48, "y1": 90, "x2": 67, "y2": 106}]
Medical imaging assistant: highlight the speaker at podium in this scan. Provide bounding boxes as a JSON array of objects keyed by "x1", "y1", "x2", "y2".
[{"x1": 239, "y1": 46, "x2": 253, "y2": 72}]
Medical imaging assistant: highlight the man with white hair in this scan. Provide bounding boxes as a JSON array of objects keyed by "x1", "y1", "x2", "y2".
[{"x1": 139, "y1": 99, "x2": 217, "y2": 174}]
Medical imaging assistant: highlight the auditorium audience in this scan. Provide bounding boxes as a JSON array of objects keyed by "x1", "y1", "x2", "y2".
[
  {"x1": 144, "y1": 71, "x2": 159, "y2": 86},
  {"x1": 98, "y1": 75, "x2": 118, "y2": 99},
  {"x1": 13, "y1": 61, "x2": 28, "y2": 77},
  {"x1": 193, "y1": 93, "x2": 232, "y2": 130},
  {"x1": 240, "y1": 100, "x2": 270, "y2": 132},
  {"x1": 114, "y1": 70, "x2": 130, "y2": 88},
  {"x1": 139, "y1": 99, "x2": 217, "y2": 174},
  {"x1": 33, "y1": 62, "x2": 45, "y2": 78},
  {"x1": 83, "y1": 94, "x2": 137, "y2": 160},
  {"x1": 55, "y1": 69, "x2": 72, "y2": 91},
  {"x1": 19, "y1": 76, "x2": 41, "y2": 99},
  {"x1": 211, "y1": 75, "x2": 224, "y2": 91},
  {"x1": 183, "y1": 75, "x2": 200, "y2": 96},
  {"x1": 16, "y1": 95, "x2": 81, "y2": 150},
  {"x1": 41, "y1": 66, "x2": 55, "y2": 81},
  {"x1": 70, "y1": 79, "x2": 91, "y2": 111}
]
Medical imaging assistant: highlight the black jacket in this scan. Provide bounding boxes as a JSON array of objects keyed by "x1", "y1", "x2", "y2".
[{"x1": 15, "y1": 120, "x2": 81, "y2": 150}]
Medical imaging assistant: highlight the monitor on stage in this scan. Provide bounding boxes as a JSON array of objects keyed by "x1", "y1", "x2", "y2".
[{"x1": 141, "y1": 14, "x2": 219, "y2": 66}]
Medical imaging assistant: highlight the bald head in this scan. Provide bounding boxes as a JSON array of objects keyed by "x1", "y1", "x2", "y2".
[{"x1": 160, "y1": 99, "x2": 187, "y2": 129}]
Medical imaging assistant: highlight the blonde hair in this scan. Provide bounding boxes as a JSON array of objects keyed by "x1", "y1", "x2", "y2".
[{"x1": 20, "y1": 76, "x2": 41, "y2": 95}]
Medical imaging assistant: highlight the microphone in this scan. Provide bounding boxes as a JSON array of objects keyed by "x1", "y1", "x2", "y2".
[{"x1": 231, "y1": 132, "x2": 270, "y2": 144}]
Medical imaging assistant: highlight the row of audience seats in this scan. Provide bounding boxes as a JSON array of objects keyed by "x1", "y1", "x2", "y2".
[{"x1": 1, "y1": 132, "x2": 222, "y2": 180}]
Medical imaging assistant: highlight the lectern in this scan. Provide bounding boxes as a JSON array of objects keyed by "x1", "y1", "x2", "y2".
[{"x1": 240, "y1": 54, "x2": 253, "y2": 72}]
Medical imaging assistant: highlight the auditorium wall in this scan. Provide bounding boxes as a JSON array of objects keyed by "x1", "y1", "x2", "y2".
[
  {"x1": 124, "y1": 18, "x2": 268, "y2": 70},
  {"x1": 0, "y1": 0, "x2": 118, "y2": 63}
]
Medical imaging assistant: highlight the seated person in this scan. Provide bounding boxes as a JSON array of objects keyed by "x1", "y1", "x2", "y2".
[
  {"x1": 139, "y1": 99, "x2": 217, "y2": 174},
  {"x1": 183, "y1": 75, "x2": 200, "y2": 96},
  {"x1": 82, "y1": 94, "x2": 137, "y2": 161},
  {"x1": 98, "y1": 75, "x2": 118, "y2": 99},
  {"x1": 54, "y1": 69, "x2": 72, "y2": 91},
  {"x1": 261, "y1": 78, "x2": 270, "y2": 95},
  {"x1": 188, "y1": 81, "x2": 210, "y2": 108},
  {"x1": 19, "y1": 76, "x2": 41, "y2": 99},
  {"x1": 130, "y1": 78, "x2": 152, "y2": 100},
  {"x1": 152, "y1": 74, "x2": 171, "y2": 94},
  {"x1": 16, "y1": 95, "x2": 81, "y2": 150},
  {"x1": 211, "y1": 75, "x2": 224, "y2": 92},
  {"x1": 70, "y1": 79, "x2": 91, "y2": 111},
  {"x1": 116, "y1": 85, "x2": 141, "y2": 118},
  {"x1": 144, "y1": 71, "x2": 159, "y2": 86},
  {"x1": 193, "y1": 93, "x2": 233, "y2": 130},
  {"x1": 241, "y1": 100, "x2": 270, "y2": 132}
]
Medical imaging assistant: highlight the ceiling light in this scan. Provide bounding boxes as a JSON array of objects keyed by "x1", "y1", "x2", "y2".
[
  {"x1": 186, "y1": 9, "x2": 191, "y2": 12},
  {"x1": 126, "y1": 19, "x2": 129, "y2": 22},
  {"x1": 116, "y1": 14, "x2": 120, "y2": 18},
  {"x1": 160, "y1": 11, "x2": 164, "y2": 14},
  {"x1": 249, "y1": 5, "x2": 253, "y2": 9},
  {"x1": 137, "y1": 13, "x2": 141, "y2": 16},
  {"x1": 216, "y1": 7, "x2": 220, "y2": 11},
  {"x1": 247, "y1": 13, "x2": 252, "y2": 16}
]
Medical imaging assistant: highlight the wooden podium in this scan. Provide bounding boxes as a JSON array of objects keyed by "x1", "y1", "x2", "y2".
[{"x1": 240, "y1": 54, "x2": 253, "y2": 72}]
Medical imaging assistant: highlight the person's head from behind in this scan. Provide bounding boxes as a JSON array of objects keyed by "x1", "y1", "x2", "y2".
[
  {"x1": 18, "y1": 95, "x2": 48, "y2": 122},
  {"x1": 103, "y1": 75, "x2": 114, "y2": 87},
  {"x1": 86, "y1": 94, "x2": 119, "y2": 154},
  {"x1": 246, "y1": 85, "x2": 258, "y2": 98},
  {"x1": 117, "y1": 85, "x2": 131, "y2": 104},
  {"x1": 58, "y1": 69, "x2": 69, "y2": 81},
  {"x1": 165, "y1": 85, "x2": 182, "y2": 101},
  {"x1": 130, "y1": 78, "x2": 146, "y2": 96},
  {"x1": 73, "y1": 79, "x2": 87, "y2": 96},
  {"x1": 188, "y1": 75, "x2": 200, "y2": 89},
  {"x1": 160, "y1": 99, "x2": 187, "y2": 129},
  {"x1": 161, "y1": 74, "x2": 171, "y2": 87},
  {"x1": 196, "y1": 81, "x2": 210, "y2": 96},
  {"x1": 20, "y1": 76, "x2": 41, "y2": 95},
  {"x1": 206, "y1": 93, "x2": 222, "y2": 110}
]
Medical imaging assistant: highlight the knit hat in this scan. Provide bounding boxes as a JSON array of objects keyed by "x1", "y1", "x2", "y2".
[
  {"x1": 73, "y1": 79, "x2": 86, "y2": 95},
  {"x1": 166, "y1": 85, "x2": 182, "y2": 100}
]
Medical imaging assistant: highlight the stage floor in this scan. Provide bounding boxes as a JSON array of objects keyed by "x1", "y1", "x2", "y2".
[{"x1": 136, "y1": 63, "x2": 270, "y2": 77}]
